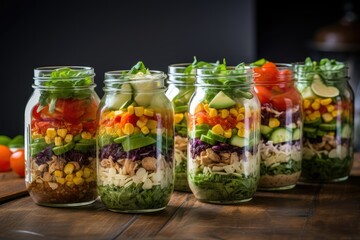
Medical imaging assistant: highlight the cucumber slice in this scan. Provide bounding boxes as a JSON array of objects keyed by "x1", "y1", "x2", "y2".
[
  {"x1": 194, "y1": 129, "x2": 209, "y2": 138},
  {"x1": 107, "y1": 83, "x2": 133, "y2": 110},
  {"x1": 319, "y1": 123, "x2": 337, "y2": 131},
  {"x1": 200, "y1": 135, "x2": 216, "y2": 145},
  {"x1": 260, "y1": 125, "x2": 273, "y2": 135},
  {"x1": 74, "y1": 143, "x2": 94, "y2": 153},
  {"x1": 301, "y1": 86, "x2": 316, "y2": 99},
  {"x1": 52, "y1": 142, "x2": 75, "y2": 155},
  {"x1": 121, "y1": 135, "x2": 156, "y2": 151},
  {"x1": 286, "y1": 123, "x2": 297, "y2": 129},
  {"x1": 207, "y1": 130, "x2": 226, "y2": 143},
  {"x1": 269, "y1": 128, "x2": 292, "y2": 144},
  {"x1": 303, "y1": 127, "x2": 317, "y2": 133},
  {"x1": 74, "y1": 134, "x2": 81, "y2": 142},
  {"x1": 208, "y1": 91, "x2": 236, "y2": 109},
  {"x1": 175, "y1": 105, "x2": 188, "y2": 113},
  {"x1": 230, "y1": 135, "x2": 249, "y2": 147},
  {"x1": 341, "y1": 124, "x2": 352, "y2": 139},
  {"x1": 311, "y1": 78, "x2": 339, "y2": 98},
  {"x1": 292, "y1": 128, "x2": 301, "y2": 141},
  {"x1": 195, "y1": 124, "x2": 210, "y2": 131}
]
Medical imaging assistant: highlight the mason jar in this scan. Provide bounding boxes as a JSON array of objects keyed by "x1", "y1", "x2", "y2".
[
  {"x1": 188, "y1": 65, "x2": 260, "y2": 204},
  {"x1": 295, "y1": 60, "x2": 354, "y2": 182},
  {"x1": 253, "y1": 62, "x2": 303, "y2": 190},
  {"x1": 97, "y1": 69, "x2": 174, "y2": 213},
  {"x1": 25, "y1": 66, "x2": 99, "y2": 207},
  {"x1": 166, "y1": 63, "x2": 195, "y2": 192}
]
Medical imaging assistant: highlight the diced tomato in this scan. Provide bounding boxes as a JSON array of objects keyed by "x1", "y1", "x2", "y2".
[
  {"x1": 57, "y1": 99, "x2": 86, "y2": 123},
  {"x1": 119, "y1": 112, "x2": 138, "y2": 128},
  {"x1": 82, "y1": 121, "x2": 97, "y2": 135}
]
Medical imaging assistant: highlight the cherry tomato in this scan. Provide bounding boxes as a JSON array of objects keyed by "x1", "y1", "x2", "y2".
[
  {"x1": 10, "y1": 149, "x2": 25, "y2": 177},
  {"x1": 254, "y1": 86, "x2": 272, "y2": 104},
  {"x1": 271, "y1": 87, "x2": 301, "y2": 111},
  {"x1": 0, "y1": 145, "x2": 12, "y2": 172},
  {"x1": 32, "y1": 104, "x2": 42, "y2": 120},
  {"x1": 58, "y1": 99, "x2": 86, "y2": 123}
]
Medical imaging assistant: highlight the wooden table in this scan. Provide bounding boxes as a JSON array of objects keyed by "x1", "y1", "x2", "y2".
[{"x1": 1, "y1": 154, "x2": 360, "y2": 240}]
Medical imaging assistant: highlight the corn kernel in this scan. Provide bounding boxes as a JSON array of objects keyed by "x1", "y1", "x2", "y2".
[
  {"x1": 322, "y1": 113, "x2": 333, "y2": 122},
  {"x1": 328, "y1": 132, "x2": 335, "y2": 136},
  {"x1": 136, "y1": 119, "x2": 147, "y2": 128},
  {"x1": 46, "y1": 128, "x2": 57, "y2": 138},
  {"x1": 123, "y1": 123, "x2": 135, "y2": 135},
  {"x1": 238, "y1": 107, "x2": 245, "y2": 113},
  {"x1": 64, "y1": 163, "x2": 75, "y2": 175},
  {"x1": 65, "y1": 174, "x2": 74, "y2": 182},
  {"x1": 56, "y1": 177, "x2": 65, "y2": 185},
  {"x1": 224, "y1": 129, "x2": 232, "y2": 138},
  {"x1": 320, "y1": 98, "x2": 332, "y2": 106},
  {"x1": 305, "y1": 110, "x2": 312, "y2": 115},
  {"x1": 64, "y1": 134, "x2": 73, "y2": 143},
  {"x1": 326, "y1": 105, "x2": 335, "y2": 113},
  {"x1": 313, "y1": 111, "x2": 321, "y2": 118},
  {"x1": 174, "y1": 113, "x2": 184, "y2": 124},
  {"x1": 237, "y1": 128, "x2": 245, "y2": 137},
  {"x1": 220, "y1": 109, "x2": 229, "y2": 119},
  {"x1": 314, "y1": 98, "x2": 321, "y2": 103},
  {"x1": 212, "y1": 124, "x2": 224, "y2": 135},
  {"x1": 203, "y1": 104, "x2": 210, "y2": 113},
  {"x1": 311, "y1": 102, "x2": 320, "y2": 110},
  {"x1": 236, "y1": 113, "x2": 245, "y2": 121},
  {"x1": 303, "y1": 99, "x2": 311, "y2": 109},
  {"x1": 305, "y1": 116, "x2": 311, "y2": 121},
  {"x1": 57, "y1": 129, "x2": 68, "y2": 138},
  {"x1": 134, "y1": 127, "x2": 141, "y2": 133},
  {"x1": 45, "y1": 136, "x2": 52, "y2": 144},
  {"x1": 151, "y1": 128, "x2": 157, "y2": 134},
  {"x1": 81, "y1": 131, "x2": 92, "y2": 139},
  {"x1": 332, "y1": 110, "x2": 339, "y2": 117},
  {"x1": 85, "y1": 176, "x2": 95, "y2": 182},
  {"x1": 268, "y1": 118, "x2": 280, "y2": 128},
  {"x1": 32, "y1": 134, "x2": 43, "y2": 139},
  {"x1": 83, "y1": 168, "x2": 91, "y2": 178},
  {"x1": 127, "y1": 105, "x2": 135, "y2": 115},
  {"x1": 135, "y1": 107, "x2": 144, "y2": 117},
  {"x1": 66, "y1": 181, "x2": 74, "y2": 188},
  {"x1": 54, "y1": 136, "x2": 63, "y2": 146},
  {"x1": 105, "y1": 127, "x2": 114, "y2": 135},
  {"x1": 116, "y1": 128, "x2": 123, "y2": 136},
  {"x1": 208, "y1": 108, "x2": 217, "y2": 117},
  {"x1": 73, "y1": 176, "x2": 84, "y2": 185},
  {"x1": 144, "y1": 108, "x2": 154, "y2": 117},
  {"x1": 195, "y1": 103, "x2": 205, "y2": 113},
  {"x1": 147, "y1": 120, "x2": 158, "y2": 130},
  {"x1": 141, "y1": 126, "x2": 150, "y2": 134},
  {"x1": 76, "y1": 170, "x2": 83, "y2": 178},
  {"x1": 236, "y1": 122, "x2": 245, "y2": 129},
  {"x1": 54, "y1": 170, "x2": 63, "y2": 178},
  {"x1": 196, "y1": 117, "x2": 204, "y2": 124},
  {"x1": 229, "y1": 108, "x2": 238, "y2": 116},
  {"x1": 309, "y1": 113, "x2": 317, "y2": 121}
]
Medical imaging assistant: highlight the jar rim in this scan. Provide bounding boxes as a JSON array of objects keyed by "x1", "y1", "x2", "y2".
[
  {"x1": 105, "y1": 70, "x2": 165, "y2": 79},
  {"x1": 34, "y1": 66, "x2": 95, "y2": 78}
]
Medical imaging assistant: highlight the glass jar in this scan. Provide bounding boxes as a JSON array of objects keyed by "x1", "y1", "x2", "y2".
[
  {"x1": 25, "y1": 66, "x2": 99, "y2": 207},
  {"x1": 166, "y1": 63, "x2": 195, "y2": 192},
  {"x1": 295, "y1": 59, "x2": 354, "y2": 182},
  {"x1": 97, "y1": 69, "x2": 174, "y2": 213},
  {"x1": 253, "y1": 62, "x2": 303, "y2": 190},
  {"x1": 188, "y1": 66, "x2": 260, "y2": 204}
]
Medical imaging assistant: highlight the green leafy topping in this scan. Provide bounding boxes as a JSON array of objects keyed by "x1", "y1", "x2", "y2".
[
  {"x1": 250, "y1": 58, "x2": 267, "y2": 67},
  {"x1": 184, "y1": 56, "x2": 217, "y2": 75},
  {"x1": 39, "y1": 67, "x2": 93, "y2": 112},
  {"x1": 296, "y1": 57, "x2": 346, "y2": 82},
  {"x1": 260, "y1": 159, "x2": 301, "y2": 176},
  {"x1": 128, "y1": 61, "x2": 150, "y2": 74}
]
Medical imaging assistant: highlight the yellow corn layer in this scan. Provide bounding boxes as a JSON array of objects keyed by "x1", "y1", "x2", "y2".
[
  {"x1": 174, "y1": 113, "x2": 184, "y2": 124},
  {"x1": 57, "y1": 129, "x2": 68, "y2": 138},
  {"x1": 136, "y1": 119, "x2": 147, "y2": 128},
  {"x1": 46, "y1": 128, "x2": 57, "y2": 139},
  {"x1": 56, "y1": 177, "x2": 66, "y2": 185},
  {"x1": 220, "y1": 109, "x2": 229, "y2": 119},
  {"x1": 123, "y1": 123, "x2": 135, "y2": 135},
  {"x1": 320, "y1": 98, "x2": 332, "y2": 106},
  {"x1": 73, "y1": 176, "x2": 84, "y2": 185},
  {"x1": 322, "y1": 113, "x2": 333, "y2": 122},
  {"x1": 269, "y1": 118, "x2": 280, "y2": 128},
  {"x1": 195, "y1": 103, "x2": 204, "y2": 113},
  {"x1": 209, "y1": 108, "x2": 217, "y2": 117},
  {"x1": 212, "y1": 124, "x2": 224, "y2": 135},
  {"x1": 81, "y1": 131, "x2": 92, "y2": 139},
  {"x1": 147, "y1": 120, "x2": 157, "y2": 130},
  {"x1": 64, "y1": 163, "x2": 75, "y2": 175},
  {"x1": 54, "y1": 170, "x2": 63, "y2": 178},
  {"x1": 83, "y1": 168, "x2": 91, "y2": 178},
  {"x1": 45, "y1": 136, "x2": 52, "y2": 144},
  {"x1": 54, "y1": 137, "x2": 63, "y2": 146},
  {"x1": 224, "y1": 129, "x2": 232, "y2": 138},
  {"x1": 141, "y1": 126, "x2": 150, "y2": 134},
  {"x1": 134, "y1": 107, "x2": 144, "y2": 117},
  {"x1": 144, "y1": 108, "x2": 154, "y2": 117},
  {"x1": 229, "y1": 108, "x2": 238, "y2": 117}
]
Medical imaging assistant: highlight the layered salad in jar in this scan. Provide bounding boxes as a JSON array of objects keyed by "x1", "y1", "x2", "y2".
[
  {"x1": 253, "y1": 59, "x2": 302, "y2": 190},
  {"x1": 188, "y1": 62, "x2": 260, "y2": 203},
  {"x1": 167, "y1": 58, "x2": 216, "y2": 192},
  {"x1": 26, "y1": 67, "x2": 99, "y2": 206},
  {"x1": 295, "y1": 58, "x2": 354, "y2": 182},
  {"x1": 97, "y1": 62, "x2": 174, "y2": 212}
]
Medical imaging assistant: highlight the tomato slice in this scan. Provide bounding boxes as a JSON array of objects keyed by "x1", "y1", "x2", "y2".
[
  {"x1": 271, "y1": 87, "x2": 301, "y2": 111},
  {"x1": 57, "y1": 99, "x2": 86, "y2": 123},
  {"x1": 31, "y1": 104, "x2": 42, "y2": 120}
]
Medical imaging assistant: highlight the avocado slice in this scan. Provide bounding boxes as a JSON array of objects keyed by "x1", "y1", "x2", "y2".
[{"x1": 208, "y1": 91, "x2": 236, "y2": 109}]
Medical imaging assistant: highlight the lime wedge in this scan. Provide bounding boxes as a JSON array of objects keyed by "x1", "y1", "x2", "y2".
[{"x1": 311, "y1": 78, "x2": 339, "y2": 98}]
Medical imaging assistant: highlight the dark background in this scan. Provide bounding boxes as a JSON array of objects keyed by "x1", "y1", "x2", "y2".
[{"x1": 0, "y1": 0, "x2": 359, "y2": 137}]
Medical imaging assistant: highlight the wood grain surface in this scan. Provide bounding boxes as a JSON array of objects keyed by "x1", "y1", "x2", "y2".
[{"x1": 0, "y1": 154, "x2": 359, "y2": 240}]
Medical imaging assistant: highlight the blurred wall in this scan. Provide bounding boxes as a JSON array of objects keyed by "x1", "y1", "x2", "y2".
[{"x1": 0, "y1": 0, "x2": 256, "y2": 137}]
